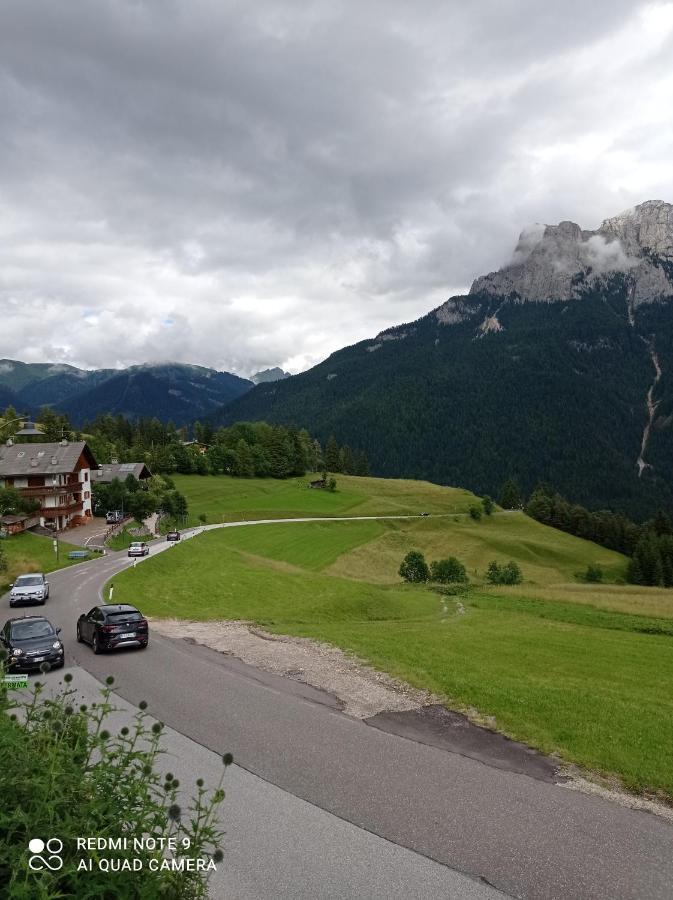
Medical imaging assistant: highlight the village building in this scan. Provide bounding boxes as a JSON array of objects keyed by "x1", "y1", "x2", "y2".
[
  {"x1": 90, "y1": 461, "x2": 152, "y2": 484},
  {"x1": 0, "y1": 439, "x2": 98, "y2": 531}
]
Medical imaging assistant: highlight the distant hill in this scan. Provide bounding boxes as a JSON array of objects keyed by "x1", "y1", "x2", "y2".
[
  {"x1": 217, "y1": 201, "x2": 673, "y2": 519},
  {"x1": 251, "y1": 367, "x2": 291, "y2": 384},
  {"x1": 0, "y1": 359, "x2": 253, "y2": 426}
]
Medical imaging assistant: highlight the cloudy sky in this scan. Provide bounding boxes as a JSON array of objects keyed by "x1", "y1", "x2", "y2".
[{"x1": 1, "y1": 1, "x2": 672, "y2": 376}]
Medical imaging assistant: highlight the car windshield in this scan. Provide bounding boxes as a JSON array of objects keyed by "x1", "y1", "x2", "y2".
[
  {"x1": 130, "y1": 543, "x2": 143, "y2": 548},
  {"x1": 11, "y1": 620, "x2": 55, "y2": 640},
  {"x1": 107, "y1": 612, "x2": 142, "y2": 622},
  {"x1": 15, "y1": 576, "x2": 42, "y2": 586}
]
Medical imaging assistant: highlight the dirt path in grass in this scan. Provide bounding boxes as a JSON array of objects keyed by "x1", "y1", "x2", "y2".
[{"x1": 149, "y1": 617, "x2": 441, "y2": 719}]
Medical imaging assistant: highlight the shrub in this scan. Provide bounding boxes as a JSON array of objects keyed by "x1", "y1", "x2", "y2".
[
  {"x1": 486, "y1": 560, "x2": 523, "y2": 585},
  {"x1": 399, "y1": 550, "x2": 429, "y2": 583},
  {"x1": 430, "y1": 557, "x2": 468, "y2": 584},
  {"x1": 585, "y1": 564, "x2": 603, "y2": 583},
  {"x1": 0, "y1": 663, "x2": 231, "y2": 897},
  {"x1": 469, "y1": 505, "x2": 482, "y2": 521},
  {"x1": 482, "y1": 496, "x2": 495, "y2": 516}
]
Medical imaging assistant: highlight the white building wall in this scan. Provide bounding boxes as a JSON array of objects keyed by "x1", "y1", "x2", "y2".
[{"x1": 80, "y1": 467, "x2": 92, "y2": 515}]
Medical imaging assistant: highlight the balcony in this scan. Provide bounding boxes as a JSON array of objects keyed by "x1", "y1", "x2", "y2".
[
  {"x1": 17, "y1": 481, "x2": 84, "y2": 497},
  {"x1": 42, "y1": 503, "x2": 84, "y2": 517}
]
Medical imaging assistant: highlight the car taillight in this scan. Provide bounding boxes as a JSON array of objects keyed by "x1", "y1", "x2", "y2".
[
  {"x1": 102, "y1": 625, "x2": 116, "y2": 633},
  {"x1": 138, "y1": 619, "x2": 148, "y2": 629}
]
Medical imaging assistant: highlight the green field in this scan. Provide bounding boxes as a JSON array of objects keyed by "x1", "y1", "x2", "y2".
[
  {"x1": 1, "y1": 532, "x2": 89, "y2": 592},
  {"x1": 108, "y1": 476, "x2": 673, "y2": 800},
  {"x1": 172, "y1": 473, "x2": 476, "y2": 524}
]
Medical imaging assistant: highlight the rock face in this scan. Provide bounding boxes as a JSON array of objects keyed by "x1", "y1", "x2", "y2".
[
  {"x1": 251, "y1": 367, "x2": 290, "y2": 384},
  {"x1": 470, "y1": 200, "x2": 673, "y2": 305}
]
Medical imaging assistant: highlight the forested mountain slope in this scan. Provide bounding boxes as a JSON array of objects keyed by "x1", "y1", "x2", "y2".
[{"x1": 218, "y1": 201, "x2": 673, "y2": 518}]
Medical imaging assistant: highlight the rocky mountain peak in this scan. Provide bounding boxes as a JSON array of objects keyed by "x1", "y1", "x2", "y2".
[
  {"x1": 600, "y1": 200, "x2": 673, "y2": 258},
  {"x1": 470, "y1": 200, "x2": 673, "y2": 304}
]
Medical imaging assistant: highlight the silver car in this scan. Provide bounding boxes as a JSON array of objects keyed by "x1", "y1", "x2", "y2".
[
  {"x1": 9, "y1": 573, "x2": 50, "y2": 607},
  {"x1": 127, "y1": 541, "x2": 149, "y2": 558}
]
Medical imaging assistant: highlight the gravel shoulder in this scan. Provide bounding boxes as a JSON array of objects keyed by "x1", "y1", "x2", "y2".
[{"x1": 148, "y1": 617, "x2": 440, "y2": 719}]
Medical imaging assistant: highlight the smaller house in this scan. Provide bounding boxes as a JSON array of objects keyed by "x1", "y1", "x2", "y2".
[
  {"x1": 0, "y1": 513, "x2": 40, "y2": 536},
  {"x1": 308, "y1": 478, "x2": 327, "y2": 490},
  {"x1": 181, "y1": 440, "x2": 210, "y2": 455},
  {"x1": 91, "y1": 462, "x2": 152, "y2": 485}
]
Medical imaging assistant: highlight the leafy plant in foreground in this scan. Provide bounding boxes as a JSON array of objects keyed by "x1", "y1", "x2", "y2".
[{"x1": 0, "y1": 658, "x2": 231, "y2": 899}]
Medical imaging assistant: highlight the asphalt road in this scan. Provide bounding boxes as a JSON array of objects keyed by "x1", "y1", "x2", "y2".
[{"x1": 5, "y1": 521, "x2": 673, "y2": 899}]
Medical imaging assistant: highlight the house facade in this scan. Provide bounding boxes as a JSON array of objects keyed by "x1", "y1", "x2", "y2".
[{"x1": 0, "y1": 439, "x2": 97, "y2": 531}]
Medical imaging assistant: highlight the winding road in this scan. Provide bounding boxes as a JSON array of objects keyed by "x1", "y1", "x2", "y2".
[{"x1": 5, "y1": 518, "x2": 673, "y2": 899}]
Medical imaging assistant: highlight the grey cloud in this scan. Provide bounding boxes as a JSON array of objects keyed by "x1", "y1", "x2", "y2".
[{"x1": 0, "y1": 1, "x2": 671, "y2": 375}]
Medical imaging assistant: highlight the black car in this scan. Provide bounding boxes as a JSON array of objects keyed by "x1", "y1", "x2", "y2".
[
  {"x1": 0, "y1": 616, "x2": 64, "y2": 672},
  {"x1": 76, "y1": 604, "x2": 149, "y2": 654},
  {"x1": 166, "y1": 531, "x2": 181, "y2": 542}
]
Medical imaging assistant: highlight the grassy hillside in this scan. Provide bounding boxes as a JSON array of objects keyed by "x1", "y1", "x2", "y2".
[
  {"x1": 109, "y1": 487, "x2": 673, "y2": 798},
  {"x1": 171, "y1": 473, "x2": 477, "y2": 524},
  {"x1": 1, "y1": 532, "x2": 88, "y2": 592}
]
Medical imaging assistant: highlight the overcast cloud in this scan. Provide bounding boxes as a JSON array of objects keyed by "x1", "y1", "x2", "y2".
[{"x1": 1, "y1": 0, "x2": 672, "y2": 376}]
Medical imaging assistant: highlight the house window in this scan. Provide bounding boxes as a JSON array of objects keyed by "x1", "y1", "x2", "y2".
[{"x1": 83, "y1": 472, "x2": 89, "y2": 481}]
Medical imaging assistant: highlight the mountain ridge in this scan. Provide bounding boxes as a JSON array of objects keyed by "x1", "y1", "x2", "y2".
[
  {"x1": 0, "y1": 359, "x2": 253, "y2": 426},
  {"x1": 217, "y1": 200, "x2": 673, "y2": 518}
]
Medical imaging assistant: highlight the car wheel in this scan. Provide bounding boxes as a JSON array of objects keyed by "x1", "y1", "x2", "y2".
[
  {"x1": 92, "y1": 634, "x2": 102, "y2": 655},
  {"x1": 76, "y1": 624, "x2": 83, "y2": 643},
  {"x1": 139, "y1": 641, "x2": 148, "y2": 650},
  {"x1": 39, "y1": 598, "x2": 46, "y2": 606}
]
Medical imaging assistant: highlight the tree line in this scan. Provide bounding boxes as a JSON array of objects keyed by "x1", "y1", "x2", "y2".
[
  {"x1": 523, "y1": 482, "x2": 673, "y2": 587},
  {"x1": 1, "y1": 406, "x2": 369, "y2": 481}
]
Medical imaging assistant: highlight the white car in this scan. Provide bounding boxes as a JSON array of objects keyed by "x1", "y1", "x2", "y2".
[
  {"x1": 127, "y1": 542, "x2": 149, "y2": 558},
  {"x1": 9, "y1": 573, "x2": 50, "y2": 607}
]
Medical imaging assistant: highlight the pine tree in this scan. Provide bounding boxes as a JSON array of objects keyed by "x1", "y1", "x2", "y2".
[
  {"x1": 325, "y1": 435, "x2": 340, "y2": 472},
  {"x1": 499, "y1": 478, "x2": 522, "y2": 510},
  {"x1": 234, "y1": 439, "x2": 255, "y2": 477}
]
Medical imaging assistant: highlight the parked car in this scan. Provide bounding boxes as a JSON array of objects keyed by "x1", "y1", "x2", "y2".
[
  {"x1": 76, "y1": 604, "x2": 149, "y2": 653},
  {"x1": 9, "y1": 573, "x2": 50, "y2": 607},
  {"x1": 106, "y1": 510, "x2": 124, "y2": 524},
  {"x1": 0, "y1": 615, "x2": 64, "y2": 672},
  {"x1": 166, "y1": 531, "x2": 181, "y2": 542},
  {"x1": 127, "y1": 541, "x2": 149, "y2": 558},
  {"x1": 419, "y1": 512, "x2": 430, "y2": 517}
]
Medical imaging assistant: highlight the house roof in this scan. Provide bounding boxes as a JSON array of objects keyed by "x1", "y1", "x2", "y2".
[
  {"x1": 0, "y1": 440, "x2": 97, "y2": 477},
  {"x1": 91, "y1": 462, "x2": 152, "y2": 483}
]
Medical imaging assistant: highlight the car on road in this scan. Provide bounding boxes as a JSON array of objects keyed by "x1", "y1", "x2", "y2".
[
  {"x1": 106, "y1": 510, "x2": 124, "y2": 524},
  {"x1": 166, "y1": 530, "x2": 181, "y2": 542},
  {"x1": 76, "y1": 604, "x2": 149, "y2": 654},
  {"x1": 0, "y1": 615, "x2": 64, "y2": 672},
  {"x1": 127, "y1": 541, "x2": 149, "y2": 557},
  {"x1": 9, "y1": 573, "x2": 50, "y2": 607},
  {"x1": 419, "y1": 512, "x2": 430, "y2": 517}
]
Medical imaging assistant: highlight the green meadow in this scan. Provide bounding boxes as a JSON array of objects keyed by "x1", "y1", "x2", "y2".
[
  {"x1": 171, "y1": 472, "x2": 476, "y2": 523},
  {"x1": 110, "y1": 476, "x2": 673, "y2": 799}
]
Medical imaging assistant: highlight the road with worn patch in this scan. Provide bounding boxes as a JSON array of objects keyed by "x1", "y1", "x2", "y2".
[{"x1": 5, "y1": 518, "x2": 673, "y2": 899}]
